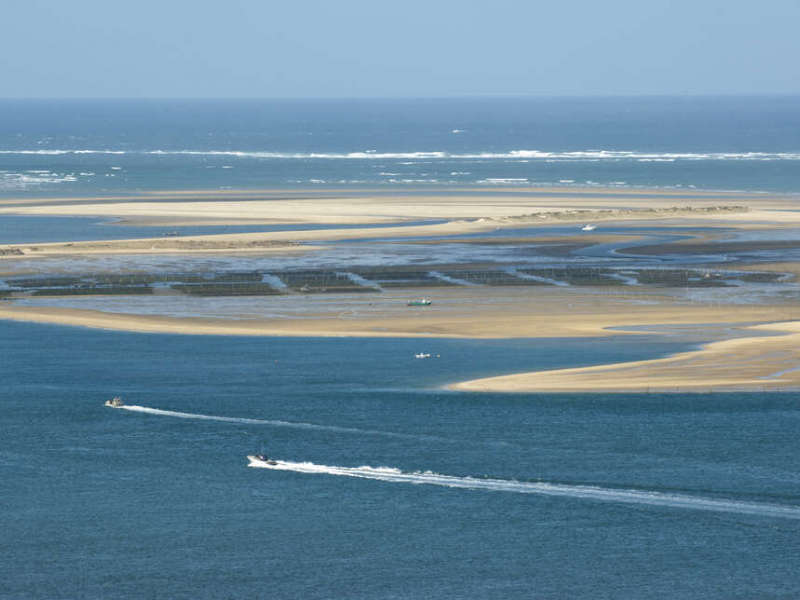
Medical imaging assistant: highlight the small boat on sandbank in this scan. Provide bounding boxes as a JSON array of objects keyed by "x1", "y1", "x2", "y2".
[
  {"x1": 581, "y1": 224, "x2": 597, "y2": 231},
  {"x1": 407, "y1": 299, "x2": 432, "y2": 306}
]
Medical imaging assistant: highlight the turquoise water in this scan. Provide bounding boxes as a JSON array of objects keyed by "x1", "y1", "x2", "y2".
[{"x1": 2, "y1": 321, "x2": 799, "y2": 598}]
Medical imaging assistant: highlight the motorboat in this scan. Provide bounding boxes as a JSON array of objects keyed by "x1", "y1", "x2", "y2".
[
  {"x1": 581, "y1": 224, "x2": 597, "y2": 231},
  {"x1": 105, "y1": 396, "x2": 125, "y2": 408},
  {"x1": 415, "y1": 352, "x2": 431, "y2": 359},
  {"x1": 407, "y1": 299, "x2": 432, "y2": 306},
  {"x1": 248, "y1": 454, "x2": 278, "y2": 466}
]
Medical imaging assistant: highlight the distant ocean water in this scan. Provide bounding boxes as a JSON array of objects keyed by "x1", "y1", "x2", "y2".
[{"x1": 1, "y1": 96, "x2": 799, "y2": 195}]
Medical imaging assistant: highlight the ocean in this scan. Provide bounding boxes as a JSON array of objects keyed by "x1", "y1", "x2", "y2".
[
  {"x1": 2, "y1": 321, "x2": 799, "y2": 598},
  {"x1": 2, "y1": 97, "x2": 800, "y2": 598},
  {"x1": 1, "y1": 96, "x2": 799, "y2": 195}
]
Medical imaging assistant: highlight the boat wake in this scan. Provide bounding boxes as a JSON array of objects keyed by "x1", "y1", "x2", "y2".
[
  {"x1": 249, "y1": 458, "x2": 800, "y2": 520},
  {"x1": 117, "y1": 405, "x2": 443, "y2": 441}
]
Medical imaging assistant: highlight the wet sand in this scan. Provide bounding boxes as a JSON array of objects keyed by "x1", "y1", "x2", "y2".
[
  {"x1": 1, "y1": 287, "x2": 796, "y2": 340},
  {"x1": 3, "y1": 187, "x2": 800, "y2": 393},
  {"x1": 0, "y1": 188, "x2": 790, "y2": 233},
  {"x1": 0, "y1": 188, "x2": 781, "y2": 259}
]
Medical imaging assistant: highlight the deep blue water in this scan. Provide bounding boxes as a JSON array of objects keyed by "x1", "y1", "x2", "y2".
[
  {"x1": 1, "y1": 97, "x2": 800, "y2": 195},
  {"x1": 2, "y1": 320, "x2": 799, "y2": 598}
]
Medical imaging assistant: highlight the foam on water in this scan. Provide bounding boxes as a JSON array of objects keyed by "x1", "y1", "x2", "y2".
[
  {"x1": 250, "y1": 458, "x2": 800, "y2": 520},
  {"x1": 428, "y1": 270, "x2": 479, "y2": 286},
  {"x1": 337, "y1": 271, "x2": 383, "y2": 290},
  {"x1": 0, "y1": 170, "x2": 93, "y2": 189},
  {"x1": 508, "y1": 268, "x2": 570, "y2": 287},
  {"x1": 4, "y1": 148, "x2": 800, "y2": 161}
]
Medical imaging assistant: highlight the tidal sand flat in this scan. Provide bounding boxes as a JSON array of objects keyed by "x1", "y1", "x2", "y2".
[
  {"x1": 3, "y1": 187, "x2": 800, "y2": 392},
  {"x1": 454, "y1": 320, "x2": 800, "y2": 393}
]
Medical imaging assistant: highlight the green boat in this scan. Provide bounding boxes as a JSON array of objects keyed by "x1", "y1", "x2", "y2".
[{"x1": 407, "y1": 299, "x2": 432, "y2": 306}]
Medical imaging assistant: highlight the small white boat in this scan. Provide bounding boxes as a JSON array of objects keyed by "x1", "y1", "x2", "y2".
[
  {"x1": 415, "y1": 352, "x2": 431, "y2": 359},
  {"x1": 248, "y1": 454, "x2": 278, "y2": 466},
  {"x1": 581, "y1": 224, "x2": 597, "y2": 231},
  {"x1": 104, "y1": 396, "x2": 125, "y2": 408}
]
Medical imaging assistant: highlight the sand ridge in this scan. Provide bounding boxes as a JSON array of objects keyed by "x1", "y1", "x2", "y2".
[{"x1": 453, "y1": 320, "x2": 800, "y2": 393}]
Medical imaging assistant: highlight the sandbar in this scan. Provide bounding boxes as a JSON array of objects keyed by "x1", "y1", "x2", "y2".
[
  {"x1": 3, "y1": 187, "x2": 800, "y2": 394},
  {"x1": 452, "y1": 320, "x2": 800, "y2": 393},
  {"x1": 1, "y1": 287, "x2": 796, "y2": 340}
]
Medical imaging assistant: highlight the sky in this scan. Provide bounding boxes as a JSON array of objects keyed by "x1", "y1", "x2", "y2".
[{"x1": 1, "y1": 0, "x2": 799, "y2": 98}]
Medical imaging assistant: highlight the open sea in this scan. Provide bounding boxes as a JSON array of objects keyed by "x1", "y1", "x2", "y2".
[
  {"x1": 2, "y1": 98, "x2": 800, "y2": 598},
  {"x1": 0, "y1": 96, "x2": 799, "y2": 195}
]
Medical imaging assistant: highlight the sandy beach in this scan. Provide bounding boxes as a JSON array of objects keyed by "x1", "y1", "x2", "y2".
[
  {"x1": 1, "y1": 285, "x2": 797, "y2": 337},
  {"x1": 2, "y1": 188, "x2": 797, "y2": 230},
  {"x1": 3, "y1": 187, "x2": 800, "y2": 393},
  {"x1": 452, "y1": 320, "x2": 800, "y2": 393},
  {"x1": 0, "y1": 188, "x2": 794, "y2": 259},
  {"x1": 3, "y1": 284, "x2": 800, "y2": 394}
]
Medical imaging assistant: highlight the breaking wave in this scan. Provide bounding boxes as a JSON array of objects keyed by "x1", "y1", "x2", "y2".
[
  {"x1": 0, "y1": 170, "x2": 88, "y2": 189},
  {"x1": 2, "y1": 149, "x2": 800, "y2": 161},
  {"x1": 250, "y1": 459, "x2": 800, "y2": 520}
]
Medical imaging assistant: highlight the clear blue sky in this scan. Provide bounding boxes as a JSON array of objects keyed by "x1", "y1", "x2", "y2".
[{"x1": 2, "y1": 0, "x2": 798, "y2": 98}]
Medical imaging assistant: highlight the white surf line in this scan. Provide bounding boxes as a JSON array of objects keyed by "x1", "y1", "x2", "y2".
[
  {"x1": 506, "y1": 268, "x2": 570, "y2": 287},
  {"x1": 4, "y1": 149, "x2": 800, "y2": 160},
  {"x1": 605, "y1": 272, "x2": 639, "y2": 285},
  {"x1": 336, "y1": 271, "x2": 383, "y2": 291},
  {"x1": 427, "y1": 270, "x2": 478, "y2": 286},
  {"x1": 259, "y1": 274, "x2": 288, "y2": 289},
  {"x1": 249, "y1": 459, "x2": 800, "y2": 521},
  {"x1": 117, "y1": 405, "x2": 446, "y2": 442}
]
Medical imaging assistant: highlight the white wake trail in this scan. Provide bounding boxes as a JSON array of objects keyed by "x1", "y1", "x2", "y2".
[
  {"x1": 249, "y1": 459, "x2": 800, "y2": 520},
  {"x1": 117, "y1": 405, "x2": 440, "y2": 441}
]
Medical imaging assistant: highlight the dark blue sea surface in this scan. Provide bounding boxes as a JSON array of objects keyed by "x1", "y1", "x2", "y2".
[
  {"x1": 1, "y1": 97, "x2": 799, "y2": 195},
  {"x1": 2, "y1": 320, "x2": 799, "y2": 598}
]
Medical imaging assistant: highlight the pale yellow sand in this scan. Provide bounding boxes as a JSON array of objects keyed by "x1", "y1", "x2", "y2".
[
  {"x1": 1, "y1": 188, "x2": 794, "y2": 231},
  {"x1": 0, "y1": 220, "x2": 493, "y2": 258},
  {"x1": 3, "y1": 188, "x2": 800, "y2": 393},
  {"x1": 2, "y1": 285, "x2": 799, "y2": 394},
  {"x1": 452, "y1": 320, "x2": 800, "y2": 393},
  {"x1": 0, "y1": 188, "x2": 790, "y2": 258},
  {"x1": 0, "y1": 287, "x2": 795, "y2": 340}
]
